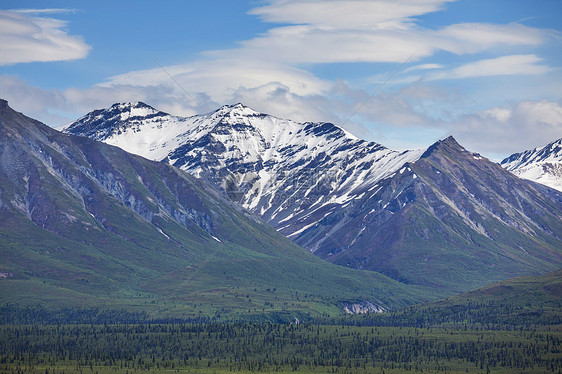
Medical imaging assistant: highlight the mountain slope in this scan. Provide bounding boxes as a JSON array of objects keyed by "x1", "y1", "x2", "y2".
[
  {"x1": 64, "y1": 103, "x2": 562, "y2": 293},
  {"x1": 354, "y1": 269, "x2": 562, "y2": 329},
  {"x1": 309, "y1": 137, "x2": 562, "y2": 290},
  {"x1": 414, "y1": 269, "x2": 562, "y2": 328},
  {"x1": 0, "y1": 99, "x2": 437, "y2": 318},
  {"x1": 501, "y1": 138, "x2": 562, "y2": 192}
]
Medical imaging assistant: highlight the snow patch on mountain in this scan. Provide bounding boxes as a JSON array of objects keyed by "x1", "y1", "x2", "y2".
[
  {"x1": 501, "y1": 138, "x2": 562, "y2": 192},
  {"x1": 64, "y1": 102, "x2": 424, "y2": 238}
]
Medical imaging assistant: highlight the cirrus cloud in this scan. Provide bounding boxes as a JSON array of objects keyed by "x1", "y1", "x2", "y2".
[
  {"x1": 224, "y1": 0, "x2": 550, "y2": 65},
  {"x1": 248, "y1": 0, "x2": 455, "y2": 30}
]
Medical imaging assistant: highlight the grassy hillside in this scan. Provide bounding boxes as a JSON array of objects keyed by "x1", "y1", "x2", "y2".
[{"x1": 332, "y1": 269, "x2": 562, "y2": 329}]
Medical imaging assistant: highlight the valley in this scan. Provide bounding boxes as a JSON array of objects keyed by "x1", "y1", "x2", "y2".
[
  {"x1": 1, "y1": 99, "x2": 561, "y2": 373},
  {"x1": 2, "y1": 1, "x2": 561, "y2": 372}
]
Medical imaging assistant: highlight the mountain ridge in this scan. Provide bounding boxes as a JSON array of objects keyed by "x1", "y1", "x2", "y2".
[
  {"x1": 64, "y1": 101, "x2": 562, "y2": 292},
  {"x1": 297, "y1": 135, "x2": 562, "y2": 289},
  {"x1": 1, "y1": 99, "x2": 437, "y2": 318}
]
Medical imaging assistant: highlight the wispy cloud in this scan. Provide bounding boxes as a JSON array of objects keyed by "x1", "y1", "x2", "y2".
[
  {"x1": 210, "y1": 21, "x2": 547, "y2": 66},
  {"x1": 404, "y1": 63, "x2": 443, "y2": 73},
  {"x1": 2, "y1": 73, "x2": 561, "y2": 159},
  {"x1": 228, "y1": 1, "x2": 548, "y2": 64},
  {"x1": 8, "y1": 8, "x2": 79, "y2": 14},
  {"x1": 430, "y1": 23, "x2": 548, "y2": 54},
  {"x1": 0, "y1": 9, "x2": 90, "y2": 65},
  {"x1": 248, "y1": 0, "x2": 455, "y2": 30},
  {"x1": 426, "y1": 55, "x2": 553, "y2": 80},
  {"x1": 92, "y1": 0, "x2": 554, "y2": 119},
  {"x1": 101, "y1": 59, "x2": 330, "y2": 98}
]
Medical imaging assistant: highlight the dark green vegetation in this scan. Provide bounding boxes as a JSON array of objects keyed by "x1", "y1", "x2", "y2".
[
  {"x1": 2, "y1": 269, "x2": 559, "y2": 327},
  {"x1": 0, "y1": 270, "x2": 560, "y2": 373},
  {"x1": 332, "y1": 269, "x2": 562, "y2": 330},
  {"x1": 0, "y1": 99, "x2": 441, "y2": 319},
  {"x1": 1, "y1": 210, "x2": 560, "y2": 374},
  {"x1": 1, "y1": 323, "x2": 561, "y2": 373}
]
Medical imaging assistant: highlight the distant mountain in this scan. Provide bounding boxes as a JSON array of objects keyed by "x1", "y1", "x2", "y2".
[
  {"x1": 64, "y1": 102, "x2": 562, "y2": 292},
  {"x1": 0, "y1": 99, "x2": 436, "y2": 319},
  {"x1": 501, "y1": 138, "x2": 562, "y2": 192}
]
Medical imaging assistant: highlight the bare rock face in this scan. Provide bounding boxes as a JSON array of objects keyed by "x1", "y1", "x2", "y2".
[{"x1": 343, "y1": 302, "x2": 386, "y2": 314}]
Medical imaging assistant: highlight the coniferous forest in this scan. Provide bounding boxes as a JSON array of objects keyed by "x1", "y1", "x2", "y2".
[
  {"x1": 1, "y1": 322, "x2": 560, "y2": 373},
  {"x1": 1, "y1": 293, "x2": 561, "y2": 374},
  {"x1": 1, "y1": 270, "x2": 561, "y2": 373}
]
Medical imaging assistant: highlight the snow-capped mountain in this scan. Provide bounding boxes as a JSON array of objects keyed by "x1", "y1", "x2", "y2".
[
  {"x1": 64, "y1": 102, "x2": 562, "y2": 292},
  {"x1": 63, "y1": 102, "x2": 423, "y2": 235},
  {"x1": 501, "y1": 138, "x2": 562, "y2": 192}
]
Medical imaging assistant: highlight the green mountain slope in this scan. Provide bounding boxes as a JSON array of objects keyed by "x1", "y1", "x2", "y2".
[
  {"x1": 0, "y1": 99, "x2": 439, "y2": 319},
  {"x1": 345, "y1": 269, "x2": 562, "y2": 329}
]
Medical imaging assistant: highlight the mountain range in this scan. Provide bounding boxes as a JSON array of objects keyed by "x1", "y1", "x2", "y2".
[
  {"x1": 0, "y1": 99, "x2": 440, "y2": 319},
  {"x1": 63, "y1": 102, "x2": 562, "y2": 292},
  {"x1": 501, "y1": 138, "x2": 562, "y2": 192}
]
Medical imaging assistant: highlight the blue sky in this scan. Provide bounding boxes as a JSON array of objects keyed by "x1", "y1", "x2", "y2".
[{"x1": 1, "y1": 0, "x2": 561, "y2": 159}]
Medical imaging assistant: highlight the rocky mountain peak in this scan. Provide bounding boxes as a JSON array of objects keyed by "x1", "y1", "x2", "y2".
[
  {"x1": 210, "y1": 103, "x2": 262, "y2": 122},
  {"x1": 106, "y1": 101, "x2": 166, "y2": 119},
  {"x1": 62, "y1": 101, "x2": 172, "y2": 142},
  {"x1": 420, "y1": 135, "x2": 465, "y2": 159}
]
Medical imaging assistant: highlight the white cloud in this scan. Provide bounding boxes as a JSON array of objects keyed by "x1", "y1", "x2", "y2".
[
  {"x1": 225, "y1": 25, "x2": 434, "y2": 63},
  {"x1": 430, "y1": 23, "x2": 547, "y2": 54},
  {"x1": 0, "y1": 73, "x2": 335, "y2": 128},
  {"x1": 0, "y1": 73, "x2": 368, "y2": 138},
  {"x1": 404, "y1": 63, "x2": 443, "y2": 73},
  {"x1": 92, "y1": 0, "x2": 552, "y2": 120},
  {"x1": 481, "y1": 107, "x2": 511, "y2": 123},
  {"x1": 102, "y1": 58, "x2": 330, "y2": 99},
  {"x1": 0, "y1": 9, "x2": 90, "y2": 65},
  {"x1": 451, "y1": 100, "x2": 562, "y2": 156},
  {"x1": 249, "y1": 0, "x2": 454, "y2": 30},
  {"x1": 231, "y1": 82, "x2": 337, "y2": 122},
  {"x1": 427, "y1": 55, "x2": 552, "y2": 80},
  {"x1": 229, "y1": 1, "x2": 549, "y2": 65},
  {"x1": 0, "y1": 75, "x2": 69, "y2": 123},
  {"x1": 1, "y1": 0, "x2": 559, "y2": 161},
  {"x1": 9, "y1": 8, "x2": 79, "y2": 14},
  {"x1": 213, "y1": 21, "x2": 548, "y2": 65},
  {"x1": 3, "y1": 72, "x2": 560, "y2": 161}
]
